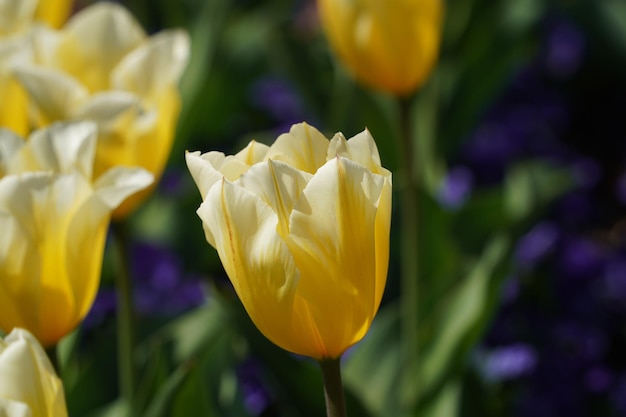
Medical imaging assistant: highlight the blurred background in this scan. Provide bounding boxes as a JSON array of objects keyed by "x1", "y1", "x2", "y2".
[{"x1": 58, "y1": 0, "x2": 626, "y2": 416}]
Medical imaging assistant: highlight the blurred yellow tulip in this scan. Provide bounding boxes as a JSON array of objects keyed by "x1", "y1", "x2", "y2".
[
  {"x1": 187, "y1": 122, "x2": 392, "y2": 359},
  {"x1": 34, "y1": 0, "x2": 73, "y2": 29},
  {"x1": 0, "y1": 328, "x2": 68, "y2": 417},
  {"x1": 0, "y1": 0, "x2": 39, "y2": 136},
  {"x1": 13, "y1": 2, "x2": 190, "y2": 218},
  {"x1": 0, "y1": 122, "x2": 153, "y2": 346},
  {"x1": 318, "y1": 0, "x2": 443, "y2": 95}
]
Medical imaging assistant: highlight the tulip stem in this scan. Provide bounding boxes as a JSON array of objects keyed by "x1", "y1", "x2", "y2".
[
  {"x1": 112, "y1": 221, "x2": 137, "y2": 415},
  {"x1": 319, "y1": 358, "x2": 347, "y2": 417},
  {"x1": 399, "y1": 94, "x2": 420, "y2": 409}
]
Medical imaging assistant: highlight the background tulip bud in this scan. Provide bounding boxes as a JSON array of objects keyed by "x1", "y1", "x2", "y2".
[
  {"x1": 318, "y1": 0, "x2": 443, "y2": 95},
  {"x1": 0, "y1": 328, "x2": 68, "y2": 417},
  {"x1": 187, "y1": 122, "x2": 392, "y2": 359}
]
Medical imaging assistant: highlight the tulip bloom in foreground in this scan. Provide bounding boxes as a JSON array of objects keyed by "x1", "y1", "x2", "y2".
[
  {"x1": 318, "y1": 0, "x2": 443, "y2": 95},
  {"x1": 0, "y1": 328, "x2": 68, "y2": 417},
  {"x1": 13, "y1": 2, "x2": 190, "y2": 218},
  {"x1": 187, "y1": 123, "x2": 392, "y2": 359},
  {"x1": 0, "y1": 122, "x2": 153, "y2": 346}
]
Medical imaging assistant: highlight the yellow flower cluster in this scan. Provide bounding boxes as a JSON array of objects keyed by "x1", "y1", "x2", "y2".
[{"x1": 0, "y1": 1, "x2": 189, "y2": 218}]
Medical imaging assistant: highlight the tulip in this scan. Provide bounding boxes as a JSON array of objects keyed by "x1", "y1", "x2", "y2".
[
  {"x1": 0, "y1": 121, "x2": 153, "y2": 346},
  {"x1": 317, "y1": 0, "x2": 443, "y2": 95},
  {"x1": 0, "y1": 328, "x2": 68, "y2": 417},
  {"x1": 187, "y1": 122, "x2": 392, "y2": 359},
  {"x1": 13, "y1": 2, "x2": 190, "y2": 218}
]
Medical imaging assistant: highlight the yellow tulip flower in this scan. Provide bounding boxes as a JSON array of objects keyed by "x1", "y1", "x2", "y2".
[
  {"x1": 0, "y1": 328, "x2": 68, "y2": 417},
  {"x1": 318, "y1": 0, "x2": 443, "y2": 95},
  {"x1": 0, "y1": 122, "x2": 153, "y2": 346},
  {"x1": 13, "y1": 2, "x2": 190, "y2": 218},
  {"x1": 187, "y1": 122, "x2": 392, "y2": 359}
]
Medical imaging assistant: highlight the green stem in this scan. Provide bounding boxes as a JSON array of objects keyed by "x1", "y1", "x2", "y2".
[
  {"x1": 319, "y1": 358, "x2": 347, "y2": 417},
  {"x1": 112, "y1": 221, "x2": 137, "y2": 415},
  {"x1": 398, "y1": 95, "x2": 419, "y2": 411}
]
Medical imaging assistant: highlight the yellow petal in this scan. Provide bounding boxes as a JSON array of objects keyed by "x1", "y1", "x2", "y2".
[
  {"x1": 0, "y1": 129, "x2": 24, "y2": 176},
  {"x1": 56, "y1": 2, "x2": 145, "y2": 92},
  {"x1": 186, "y1": 147, "x2": 258, "y2": 199},
  {"x1": 197, "y1": 179, "x2": 301, "y2": 352},
  {"x1": 112, "y1": 29, "x2": 190, "y2": 101},
  {"x1": 0, "y1": 0, "x2": 37, "y2": 35},
  {"x1": 265, "y1": 122, "x2": 329, "y2": 173},
  {"x1": 327, "y1": 128, "x2": 390, "y2": 176},
  {"x1": 0, "y1": 328, "x2": 67, "y2": 417},
  {"x1": 34, "y1": 0, "x2": 73, "y2": 29},
  {"x1": 237, "y1": 159, "x2": 312, "y2": 238},
  {"x1": 286, "y1": 157, "x2": 389, "y2": 358},
  {"x1": 22, "y1": 122, "x2": 97, "y2": 179},
  {"x1": 12, "y1": 66, "x2": 87, "y2": 124}
]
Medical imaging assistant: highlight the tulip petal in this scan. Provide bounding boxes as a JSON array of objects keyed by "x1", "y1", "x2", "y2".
[
  {"x1": 286, "y1": 157, "x2": 388, "y2": 358},
  {"x1": 265, "y1": 122, "x2": 329, "y2": 173},
  {"x1": 0, "y1": 329, "x2": 67, "y2": 417},
  {"x1": 186, "y1": 150, "x2": 252, "y2": 199},
  {"x1": 112, "y1": 30, "x2": 190, "y2": 100},
  {"x1": 0, "y1": 129, "x2": 24, "y2": 175},
  {"x1": 327, "y1": 128, "x2": 389, "y2": 176},
  {"x1": 72, "y1": 91, "x2": 141, "y2": 132},
  {"x1": 57, "y1": 2, "x2": 145, "y2": 91},
  {"x1": 198, "y1": 179, "x2": 301, "y2": 352},
  {"x1": 0, "y1": 398, "x2": 32, "y2": 417},
  {"x1": 13, "y1": 66, "x2": 88, "y2": 124},
  {"x1": 237, "y1": 160, "x2": 312, "y2": 238},
  {"x1": 24, "y1": 122, "x2": 97, "y2": 179},
  {"x1": 92, "y1": 166, "x2": 154, "y2": 210},
  {"x1": 0, "y1": 0, "x2": 37, "y2": 35},
  {"x1": 234, "y1": 140, "x2": 270, "y2": 166}
]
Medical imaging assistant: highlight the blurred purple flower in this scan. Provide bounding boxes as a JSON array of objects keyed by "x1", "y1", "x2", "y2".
[
  {"x1": 515, "y1": 222, "x2": 560, "y2": 266},
  {"x1": 132, "y1": 243, "x2": 206, "y2": 315},
  {"x1": 84, "y1": 242, "x2": 206, "y2": 328},
  {"x1": 557, "y1": 237, "x2": 605, "y2": 280},
  {"x1": 585, "y1": 366, "x2": 612, "y2": 393},
  {"x1": 236, "y1": 359, "x2": 272, "y2": 415},
  {"x1": 479, "y1": 343, "x2": 537, "y2": 382},
  {"x1": 436, "y1": 166, "x2": 473, "y2": 210},
  {"x1": 250, "y1": 77, "x2": 305, "y2": 127},
  {"x1": 544, "y1": 21, "x2": 585, "y2": 79}
]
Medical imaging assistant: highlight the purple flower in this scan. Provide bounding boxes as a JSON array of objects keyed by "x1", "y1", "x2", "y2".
[
  {"x1": 436, "y1": 166, "x2": 473, "y2": 210},
  {"x1": 236, "y1": 359, "x2": 272, "y2": 415},
  {"x1": 250, "y1": 77, "x2": 305, "y2": 127},
  {"x1": 478, "y1": 343, "x2": 537, "y2": 382},
  {"x1": 132, "y1": 243, "x2": 206, "y2": 316},
  {"x1": 544, "y1": 21, "x2": 585, "y2": 79},
  {"x1": 515, "y1": 222, "x2": 560, "y2": 266}
]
